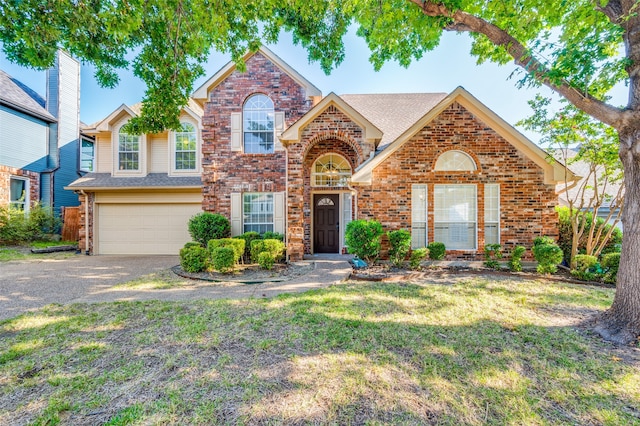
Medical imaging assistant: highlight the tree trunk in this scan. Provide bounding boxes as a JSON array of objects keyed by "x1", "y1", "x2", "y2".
[{"x1": 594, "y1": 129, "x2": 640, "y2": 345}]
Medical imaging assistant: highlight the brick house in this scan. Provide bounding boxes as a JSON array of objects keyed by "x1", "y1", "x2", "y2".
[{"x1": 68, "y1": 46, "x2": 574, "y2": 259}]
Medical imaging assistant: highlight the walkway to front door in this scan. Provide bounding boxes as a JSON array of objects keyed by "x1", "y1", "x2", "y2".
[{"x1": 313, "y1": 194, "x2": 339, "y2": 253}]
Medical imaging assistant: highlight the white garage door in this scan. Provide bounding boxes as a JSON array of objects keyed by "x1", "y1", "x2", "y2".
[{"x1": 97, "y1": 203, "x2": 201, "y2": 255}]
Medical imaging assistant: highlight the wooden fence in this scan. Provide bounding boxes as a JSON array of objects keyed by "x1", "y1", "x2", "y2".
[{"x1": 61, "y1": 207, "x2": 80, "y2": 242}]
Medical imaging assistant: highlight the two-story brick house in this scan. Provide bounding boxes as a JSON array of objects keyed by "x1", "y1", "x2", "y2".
[{"x1": 68, "y1": 46, "x2": 574, "y2": 259}]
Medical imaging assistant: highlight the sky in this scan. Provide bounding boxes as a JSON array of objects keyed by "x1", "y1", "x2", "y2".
[{"x1": 0, "y1": 29, "x2": 628, "y2": 144}]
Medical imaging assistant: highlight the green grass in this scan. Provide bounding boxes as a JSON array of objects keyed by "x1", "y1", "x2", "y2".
[
  {"x1": 0, "y1": 278, "x2": 638, "y2": 425},
  {"x1": 0, "y1": 242, "x2": 77, "y2": 262},
  {"x1": 30, "y1": 240, "x2": 78, "y2": 249}
]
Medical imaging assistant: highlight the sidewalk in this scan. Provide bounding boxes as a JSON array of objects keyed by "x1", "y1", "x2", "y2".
[{"x1": 71, "y1": 257, "x2": 353, "y2": 304}]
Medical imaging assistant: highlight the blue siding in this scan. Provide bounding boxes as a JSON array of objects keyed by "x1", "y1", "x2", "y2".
[{"x1": 0, "y1": 105, "x2": 49, "y2": 172}]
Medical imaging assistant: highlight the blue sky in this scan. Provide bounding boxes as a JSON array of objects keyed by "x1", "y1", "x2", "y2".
[{"x1": 0, "y1": 29, "x2": 628, "y2": 143}]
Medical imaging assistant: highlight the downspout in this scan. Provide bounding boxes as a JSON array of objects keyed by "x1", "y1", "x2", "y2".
[{"x1": 78, "y1": 190, "x2": 90, "y2": 255}]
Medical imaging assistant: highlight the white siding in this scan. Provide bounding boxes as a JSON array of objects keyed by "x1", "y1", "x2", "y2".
[
  {"x1": 96, "y1": 135, "x2": 112, "y2": 172},
  {"x1": 149, "y1": 134, "x2": 168, "y2": 173}
]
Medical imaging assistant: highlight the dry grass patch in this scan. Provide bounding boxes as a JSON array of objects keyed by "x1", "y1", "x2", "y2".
[{"x1": 0, "y1": 278, "x2": 638, "y2": 425}]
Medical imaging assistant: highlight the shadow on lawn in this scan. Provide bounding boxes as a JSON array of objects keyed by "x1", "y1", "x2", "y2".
[{"x1": 0, "y1": 281, "x2": 637, "y2": 425}]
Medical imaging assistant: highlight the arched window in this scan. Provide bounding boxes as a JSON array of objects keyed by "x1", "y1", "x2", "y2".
[
  {"x1": 434, "y1": 150, "x2": 476, "y2": 171},
  {"x1": 243, "y1": 94, "x2": 274, "y2": 153},
  {"x1": 118, "y1": 130, "x2": 139, "y2": 170},
  {"x1": 174, "y1": 122, "x2": 197, "y2": 170},
  {"x1": 312, "y1": 154, "x2": 352, "y2": 187}
]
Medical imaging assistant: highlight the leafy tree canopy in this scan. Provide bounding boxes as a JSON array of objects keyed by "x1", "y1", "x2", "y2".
[{"x1": 0, "y1": 1, "x2": 629, "y2": 133}]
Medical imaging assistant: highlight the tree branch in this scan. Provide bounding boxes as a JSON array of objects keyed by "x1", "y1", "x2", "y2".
[
  {"x1": 409, "y1": 0, "x2": 631, "y2": 128},
  {"x1": 595, "y1": 0, "x2": 624, "y2": 24}
]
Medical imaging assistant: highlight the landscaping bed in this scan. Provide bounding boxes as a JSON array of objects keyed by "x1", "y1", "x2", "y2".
[{"x1": 173, "y1": 261, "x2": 315, "y2": 284}]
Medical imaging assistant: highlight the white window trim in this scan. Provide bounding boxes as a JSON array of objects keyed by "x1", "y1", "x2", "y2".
[
  {"x1": 169, "y1": 118, "x2": 201, "y2": 176},
  {"x1": 79, "y1": 139, "x2": 95, "y2": 172},
  {"x1": 484, "y1": 184, "x2": 500, "y2": 245},
  {"x1": 434, "y1": 150, "x2": 477, "y2": 171},
  {"x1": 242, "y1": 192, "x2": 275, "y2": 234},
  {"x1": 112, "y1": 120, "x2": 146, "y2": 177},
  {"x1": 411, "y1": 184, "x2": 428, "y2": 249},
  {"x1": 311, "y1": 153, "x2": 352, "y2": 187},
  {"x1": 434, "y1": 184, "x2": 478, "y2": 251},
  {"x1": 243, "y1": 94, "x2": 275, "y2": 154},
  {"x1": 9, "y1": 176, "x2": 29, "y2": 212}
]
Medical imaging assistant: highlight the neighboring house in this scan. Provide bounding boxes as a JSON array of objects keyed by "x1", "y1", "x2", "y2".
[
  {"x1": 68, "y1": 46, "x2": 575, "y2": 259},
  {"x1": 0, "y1": 51, "x2": 85, "y2": 214}
]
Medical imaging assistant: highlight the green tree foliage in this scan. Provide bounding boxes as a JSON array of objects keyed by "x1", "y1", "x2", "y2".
[
  {"x1": 345, "y1": 220, "x2": 383, "y2": 263},
  {"x1": 4, "y1": 0, "x2": 638, "y2": 341},
  {"x1": 187, "y1": 212, "x2": 230, "y2": 247},
  {"x1": 387, "y1": 229, "x2": 411, "y2": 268},
  {"x1": 0, "y1": 203, "x2": 60, "y2": 243}
]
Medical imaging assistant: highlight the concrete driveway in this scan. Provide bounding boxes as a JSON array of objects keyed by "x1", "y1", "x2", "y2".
[{"x1": 0, "y1": 255, "x2": 177, "y2": 321}]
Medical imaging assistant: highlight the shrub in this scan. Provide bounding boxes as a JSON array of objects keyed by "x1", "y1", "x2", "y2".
[
  {"x1": 0, "y1": 203, "x2": 60, "y2": 243},
  {"x1": 183, "y1": 241, "x2": 202, "y2": 250},
  {"x1": 208, "y1": 238, "x2": 245, "y2": 264},
  {"x1": 601, "y1": 252, "x2": 621, "y2": 284},
  {"x1": 261, "y1": 231, "x2": 284, "y2": 241},
  {"x1": 508, "y1": 246, "x2": 526, "y2": 272},
  {"x1": 556, "y1": 206, "x2": 623, "y2": 263},
  {"x1": 345, "y1": 220, "x2": 384, "y2": 263},
  {"x1": 484, "y1": 244, "x2": 502, "y2": 269},
  {"x1": 257, "y1": 251, "x2": 276, "y2": 270},
  {"x1": 571, "y1": 254, "x2": 600, "y2": 281},
  {"x1": 532, "y1": 237, "x2": 564, "y2": 274},
  {"x1": 409, "y1": 248, "x2": 428, "y2": 270},
  {"x1": 387, "y1": 229, "x2": 411, "y2": 268},
  {"x1": 251, "y1": 239, "x2": 285, "y2": 264},
  {"x1": 179, "y1": 245, "x2": 208, "y2": 273},
  {"x1": 235, "y1": 232, "x2": 261, "y2": 262},
  {"x1": 427, "y1": 242, "x2": 446, "y2": 260},
  {"x1": 210, "y1": 246, "x2": 236, "y2": 273},
  {"x1": 188, "y1": 212, "x2": 230, "y2": 246}
]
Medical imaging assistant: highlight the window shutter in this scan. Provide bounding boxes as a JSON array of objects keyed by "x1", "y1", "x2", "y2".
[
  {"x1": 274, "y1": 111, "x2": 285, "y2": 151},
  {"x1": 411, "y1": 184, "x2": 428, "y2": 249},
  {"x1": 231, "y1": 192, "x2": 242, "y2": 236},
  {"x1": 274, "y1": 191, "x2": 285, "y2": 236},
  {"x1": 230, "y1": 112, "x2": 242, "y2": 152}
]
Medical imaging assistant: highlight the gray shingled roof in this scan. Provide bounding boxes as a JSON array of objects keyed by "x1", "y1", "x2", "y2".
[
  {"x1": 0, "y1": 69, "x2": 56, "y2": 122},
  {"x1": 66, "y1": 173, "x2": 202, "y2": 189},
  {"x1": 340, "y1": 93, "x2": 447, "y2": 151}
]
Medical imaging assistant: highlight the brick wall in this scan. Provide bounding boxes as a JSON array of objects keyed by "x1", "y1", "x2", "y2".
[
  {"x1": 0, "y1": 165, "x2": 40, "y2": 208},
  {"x1": 201, "y1": 52, "x2": 310, "y2": 216},
  {"x1": 356, "y1": 102, "x2": 558, "y2": 260},
  {"x1": 77, "y1": 192, "x2": 94, "y2": 254},
  {"x1": 286, "y1": 105, "x2": 372, "y2": 259}
]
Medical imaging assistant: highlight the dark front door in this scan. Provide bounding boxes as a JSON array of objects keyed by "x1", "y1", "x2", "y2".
[{"x1": 314, "y1": 194, "x2": 340, "y2": 253}]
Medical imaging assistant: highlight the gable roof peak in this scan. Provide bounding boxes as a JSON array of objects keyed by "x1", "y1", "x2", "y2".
[{"x1": 192, "y1": 45, "x2": 321, "y2": 102}]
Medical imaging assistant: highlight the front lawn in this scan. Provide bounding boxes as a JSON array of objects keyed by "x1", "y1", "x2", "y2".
[{"x1": 1, "y1": 277, "x2": 638, "y2": 425}]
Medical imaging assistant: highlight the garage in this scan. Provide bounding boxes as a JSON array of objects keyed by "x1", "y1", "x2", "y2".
[{"x1": 95, "y1": 197, "x2": 202, "y2": 255}]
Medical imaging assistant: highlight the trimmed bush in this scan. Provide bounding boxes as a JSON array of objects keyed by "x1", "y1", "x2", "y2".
[
  {"x1": 208, "y1": 238, "x2": 245, "y2": 264},
  {"x1": 409, "y1": 248, "x2": 428, "y2": 270},
  {"x1": 427, "y1": 242, "x2": 446, "y2": 260},
  {"x1": 508, "y1": 246, "x2": 526, "y2": 272},
  {"x1": 188, "y1": 212, "x2": 230, "y2": 246},
  {"x1": 571, "y1": 254, "x2": 601, "y2": 281},
  {"x1": 210, "y1": 246, "x2": 236, "y2": 273},
  {"x1": 179, "y1": 245, "x2": 208, "y2": 273},
  {"x1": 183, "y1": 241, "x2": 202, "y2": 250},
  {"x1": 345, "y1": 220, "x2": 384, "y2": 263},
  {"x1": 257, "y1": 251, "x2": 276, "y2": 270},
  {"x1": 251, "y1": 239, "x2": 285, "y2": 264},
  {"x1": 601, "y1": 252, "x2": 621, "y2": 284},
  {"x1": 387, "y1": 229, "x2": 411, "y2": 268},
  {"x1": 532, "y1": 237, "x2": 563, "y2": 274},
  {"x1": 235, "y1": 232, "x2": 261, "y2": 262},
  {"x1": 484, "y1": 244, "x2": 502, "y2": 269},
  {"x1": 261, "y1": 231, "x2": 284, "y2": 241}
]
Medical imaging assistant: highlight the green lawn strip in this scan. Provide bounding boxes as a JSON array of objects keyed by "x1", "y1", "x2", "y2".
[{"x1": 0, "y1": 279, "x2": 638, "y2": 425}]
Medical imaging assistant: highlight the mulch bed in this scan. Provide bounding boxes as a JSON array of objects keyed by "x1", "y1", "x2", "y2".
[{"x1": 172, "y1": 261, "x2": 315, "y2": 284}]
